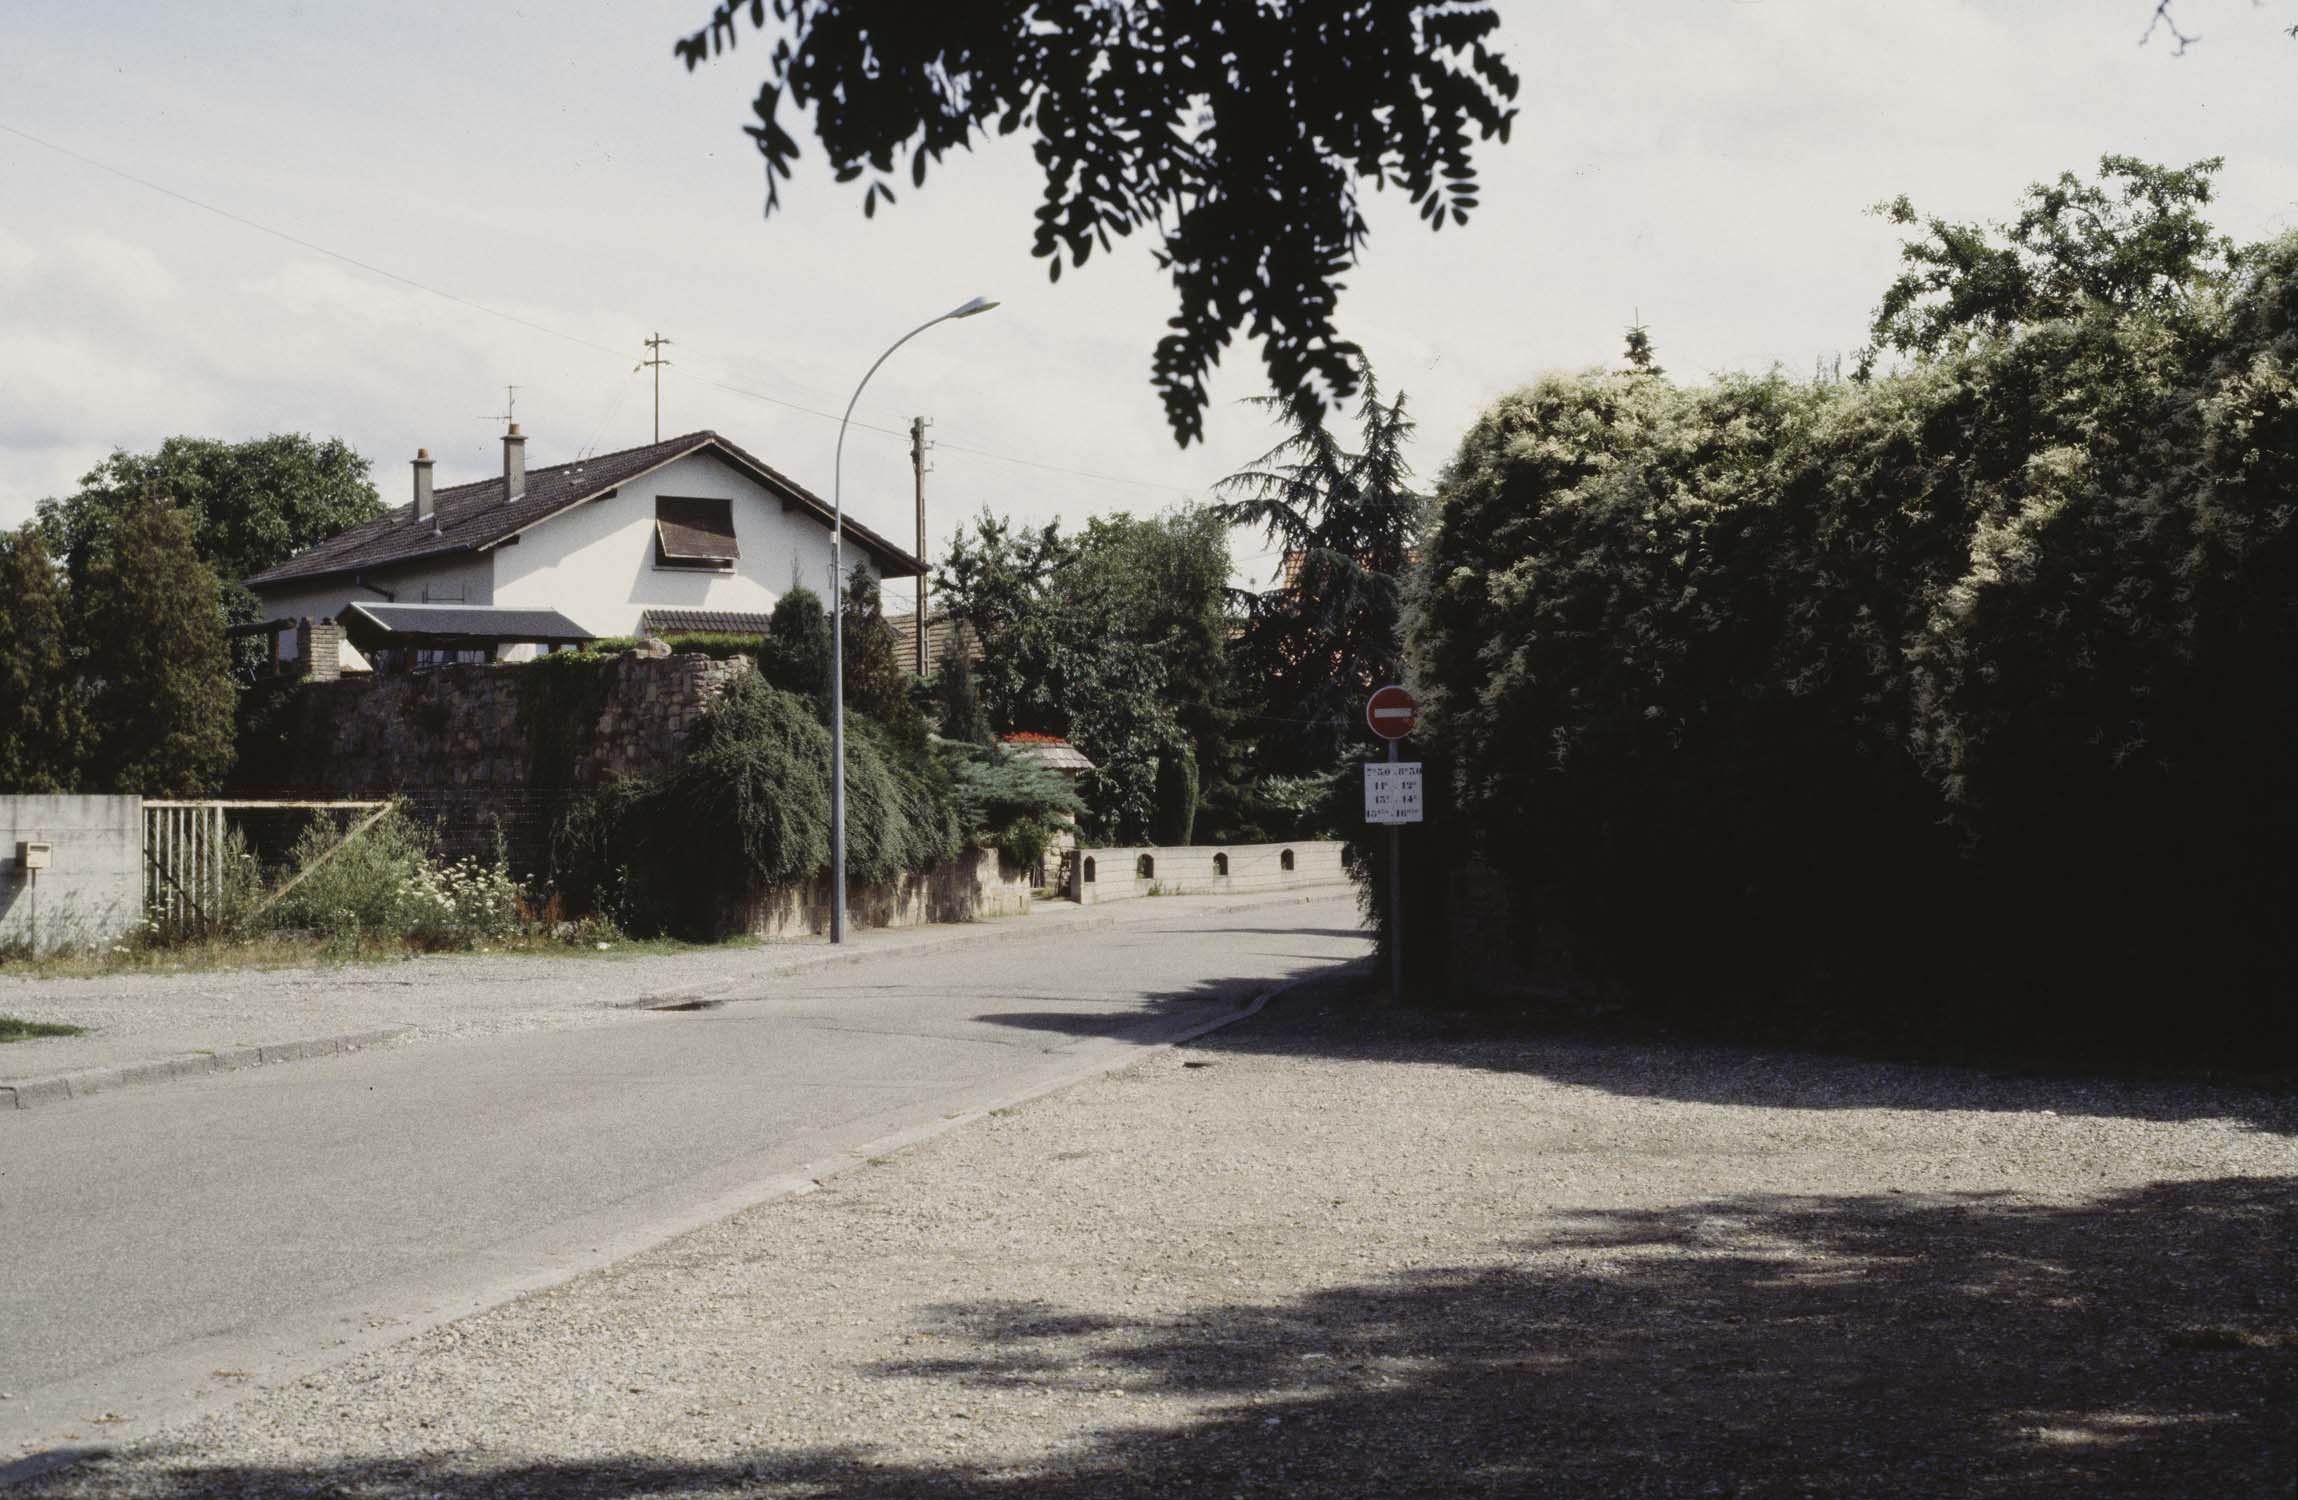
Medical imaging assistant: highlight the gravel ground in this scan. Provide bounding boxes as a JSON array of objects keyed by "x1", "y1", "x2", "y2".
[{"x1": 16, "y1": 968, "x2": 2295, "y2": 1498}]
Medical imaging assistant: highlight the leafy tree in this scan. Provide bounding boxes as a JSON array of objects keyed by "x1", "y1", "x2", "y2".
[
  {"x1": 73, "y1": 499, "x2": 235, "y2": 796},
  {"x1": 1216, "y1": 360, "x2": 1423, "y2": 780},
  {"x1": 37, "y1": 432, "x2": 383, "y2": 595},
  {"x1": 0, "y1": 526, "x2": 88, "y2": 792},
  {"x1": 935, "y1": 510, "x2": 1185, "y2": 842},
  {"x1": 1068, "y1": 507, "x2": 1239, "y2": 829},
  {"x1": 1863, "y1": 155, "x2": 2236, "y2": 365},
  {"x1": 673, "y1": 1, "x2": 1519, "y2": 444},
  {"x1": 37, "y1": 434, "x2": 384, "y2": 681}
]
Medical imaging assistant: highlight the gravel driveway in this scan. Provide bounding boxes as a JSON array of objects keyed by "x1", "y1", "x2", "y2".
[{"x1": 16, "y1": 965, "x2": 2294, "y2": 1498}]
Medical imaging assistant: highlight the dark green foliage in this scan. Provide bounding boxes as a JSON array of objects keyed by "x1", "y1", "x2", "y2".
[
  {"x1": 1408, "y1": 177, "x2": 2298, "y2": 1060},
  {"x1": 939, "y1": 741, "x2": 1083, "y2": 868},
  {"x1": 758, "y1": 585, "x2": 832, "y2": 707},
  {"x1": 841, "y1": 565, "x2": 923, "y2": 752},
  {"x1": 675, "y1": 1, "x2": 1518, "y2": 445},
  {"x1": 1864, "y1": 155, "x2": 2235, "y2": 366},
  {"x1": 935, "y1": 510, "x2": 1208, "y2": 843},
  {"x1": 555, "y1": 672, "x2": 958, "y2": 937},
  {"x1": 36, "y1": 434, "x2": 383, "y2": 680},
  {"x1": 1623, "y1": 320, "x2": 1662, "y2": 376},
  {"x1": 1217, "y1": 361, "x2": 1422, "y2": 790},
  {"x1": 932, "y1": 622, "x2": 993, "y2": 746},
  {"x1": 0, "y1": 527, "x2": 88, "y2": 792},
  {"x1": 74, "y1": 500, "x2": 235, "y2": 796},
  {"x1": 1152, "y1": 745, "x2": 1199, "y2": 847}
]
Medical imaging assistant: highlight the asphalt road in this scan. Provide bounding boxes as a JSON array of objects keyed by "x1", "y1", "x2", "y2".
[{"x1": 0, "y1": 895, "x2": 1368, "y2": 1469}]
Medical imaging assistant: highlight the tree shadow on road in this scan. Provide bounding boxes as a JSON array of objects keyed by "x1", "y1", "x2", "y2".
[
  {"x1": 22, "y1": 1175, "x2": 2293, "y2": 1498},
  {"x1": 981, "y1": 960, "x2": 2298, "y2": 1137}
]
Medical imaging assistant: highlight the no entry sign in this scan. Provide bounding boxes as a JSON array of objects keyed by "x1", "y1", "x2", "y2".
[{"x1": 1366, "y1": 684, "x2": 1418, "y2": 740}]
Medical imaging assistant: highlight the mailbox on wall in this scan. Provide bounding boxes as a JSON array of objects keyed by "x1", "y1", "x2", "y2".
[{"x1": 15, "y1": 840, "x2": 50, "y2": 872}]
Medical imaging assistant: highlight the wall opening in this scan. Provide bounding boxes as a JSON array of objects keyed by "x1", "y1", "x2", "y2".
[
  {"x1": 1082, "y1": 857, "x2": 1096, "y2": 884},
  {"x1": 1213, "y1": 852, "x2": 1229, "y2": 877},
  {"x1": 1136, "y1": 853, "x2": 1155, "y2": 880},
  {"x1": 1280, "y1": 848, "x2": 1296, "y2": 871}
]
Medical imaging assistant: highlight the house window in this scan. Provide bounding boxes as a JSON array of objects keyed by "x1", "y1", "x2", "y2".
[{"x1": 654, "y1": 496, "x2": 739, "y2": 571}]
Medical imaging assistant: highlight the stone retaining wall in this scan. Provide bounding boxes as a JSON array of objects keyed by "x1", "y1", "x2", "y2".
[{"x1": 742, "y1": 848, "x2": 1034, "y2": 939}]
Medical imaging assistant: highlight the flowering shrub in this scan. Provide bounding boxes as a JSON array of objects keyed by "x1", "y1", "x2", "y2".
[{"x1": 272, "y1": 809, "x2": 521, "y2": 950}]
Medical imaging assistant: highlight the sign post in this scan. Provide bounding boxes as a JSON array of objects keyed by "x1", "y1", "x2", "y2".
[{"x1": 1364, "y1": 685, "x2": 1422, "y2": 1008}]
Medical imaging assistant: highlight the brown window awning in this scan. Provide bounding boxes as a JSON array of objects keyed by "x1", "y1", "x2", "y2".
[{"x1": 655, "y1": 496, "x2": 740, "y2": 564}]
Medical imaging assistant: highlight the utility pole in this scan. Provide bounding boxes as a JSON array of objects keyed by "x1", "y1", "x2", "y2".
[
  {"x1": 637, "y1": 333, "x2": 673, "y2": 442},
  {"x1": 910, "y1": 416, "x2": 932, "y2": 677}
]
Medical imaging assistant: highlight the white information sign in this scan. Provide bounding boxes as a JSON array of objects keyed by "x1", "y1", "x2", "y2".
[{"x1": 1364, "y1": 762, "x2": 1424, "y2": 825}]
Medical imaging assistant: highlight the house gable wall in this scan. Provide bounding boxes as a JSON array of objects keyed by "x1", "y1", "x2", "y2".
[{"x1": 489, "y1": 451, "x2": 874, "y2": 638}]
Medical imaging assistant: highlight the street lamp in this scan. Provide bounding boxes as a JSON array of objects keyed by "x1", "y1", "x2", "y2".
[{"x1": 828, "y1": 294, "x2": 1000, "y2": 943}]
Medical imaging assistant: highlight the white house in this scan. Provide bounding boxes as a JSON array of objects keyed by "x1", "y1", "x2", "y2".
[{"x1": 244, "y1": 426, "x2": 919, "y2": 668}]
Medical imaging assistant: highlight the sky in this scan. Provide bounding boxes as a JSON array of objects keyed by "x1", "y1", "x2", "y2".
[{"x1": 3, "y1": 0, "x2": 2293, "y2": 603}]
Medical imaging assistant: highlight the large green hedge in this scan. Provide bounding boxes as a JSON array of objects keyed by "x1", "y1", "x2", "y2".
[{"x1": 1405, "y1": 230, "x2": 2298, "y2": 1058}]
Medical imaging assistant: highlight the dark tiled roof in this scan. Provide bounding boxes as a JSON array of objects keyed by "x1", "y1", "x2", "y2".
[
  {"x1": 246, "y1": 430, "x2": 920, "y2": 589},
  {"x1": 345, "y1": 603, "x2": 593, "y2": 642},
  {"x1": 639, "y1": 608, "x2": 773, "y2": 636}
]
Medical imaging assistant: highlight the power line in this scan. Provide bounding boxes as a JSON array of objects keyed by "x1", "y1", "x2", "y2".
[{"x1": 0, "y1": 120, "x2": 1213, "y2": 500}]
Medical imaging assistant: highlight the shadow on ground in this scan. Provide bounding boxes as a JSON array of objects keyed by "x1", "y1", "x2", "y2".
[
  {"x1": 22, "y1": 1175, "x2": 2293, "y2": 1497},
  {"x1": 980, "y1": 960, "x2": 2298, "y2": 1136}
]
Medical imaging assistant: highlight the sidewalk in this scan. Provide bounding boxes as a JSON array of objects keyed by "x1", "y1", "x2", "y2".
[{"x1": 0, "y1": 885, "x2": 1355, "y2": 1110}]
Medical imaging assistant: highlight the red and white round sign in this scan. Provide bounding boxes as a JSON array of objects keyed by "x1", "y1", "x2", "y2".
[{"x1": 1366, "y1": 684, "x2": 1418, "y2": 740}]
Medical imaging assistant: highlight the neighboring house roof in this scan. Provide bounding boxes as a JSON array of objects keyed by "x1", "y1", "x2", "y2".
[
  {"x1": 638, "y1": 608, "x2": 773, "y2": 637},
  {"x1": 343, "y1": 602, "x2": 593, "y2": 646},
  {"x1": 1002, "y1": 733, "x2": 1096, "y2": 776},
  {"x1": 245, "y1": 430, "x2": 921, "y2": 590}
]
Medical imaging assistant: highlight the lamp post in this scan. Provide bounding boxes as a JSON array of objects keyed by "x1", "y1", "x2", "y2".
[{"x1": 829, "y1": 295, "x2": 1000, "y2": 943}]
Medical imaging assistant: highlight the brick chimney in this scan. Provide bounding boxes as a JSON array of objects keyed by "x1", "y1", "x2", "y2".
[
  {"x1": 502, "y1": 422, "x2": 526, "y2": 504},
  {"x1": 412, "y1": 448, "x2": 435, "y2": 524},
  {"x1": 295, "y1": 617, "x2": 344, "y2": 682}
]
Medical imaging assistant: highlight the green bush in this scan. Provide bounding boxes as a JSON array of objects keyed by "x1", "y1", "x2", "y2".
[
  {"x1": 554, "y1": 673, "x2": 962, "y2": 937},
  {"x1": 1407, "y1": 206, "x2": 2298, "y2": 1058},
  {"x1": 941, "y1": 740, "x2": 1083, "y2": 867},
  {"x1": 271, "y1": 809, "x2": 520, "y2": 950}
]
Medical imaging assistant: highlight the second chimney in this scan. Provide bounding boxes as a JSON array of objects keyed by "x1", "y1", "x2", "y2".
[
  {"x1": 503, "y1": 422, "x2": 526, "y2": 504},
  {"x1": 412, "y1": 448, "x2": 435, "y2": 523}
]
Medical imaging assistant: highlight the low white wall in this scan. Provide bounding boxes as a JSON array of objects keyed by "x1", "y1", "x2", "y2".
[
  {"x1": 1068, "y1": 840, "x2": 1352, "y2": 905},
  {"x1": 0, "y1": 795, "x2": 143, "y2": 953}
]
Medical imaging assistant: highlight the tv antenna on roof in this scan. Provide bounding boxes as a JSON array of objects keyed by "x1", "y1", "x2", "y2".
[{"x1": 478, "y1": 385, "x2": 520, "y2": 431}]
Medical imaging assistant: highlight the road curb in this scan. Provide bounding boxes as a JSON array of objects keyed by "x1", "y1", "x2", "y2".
[{"x1": 0, "y1": 1027, "x2": 412, "y2": 1112}]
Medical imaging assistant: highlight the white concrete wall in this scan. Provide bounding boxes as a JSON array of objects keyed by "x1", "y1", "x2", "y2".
[
  {"x1": 0, "y1": 796, "x2": 143, "y2": 953},
  {"x1": 491, "y1": 452, "x2": 879, "y2": 638},
  {"x1": 1070, "y1": 840, "x2": 1353, "y2": 905}
]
